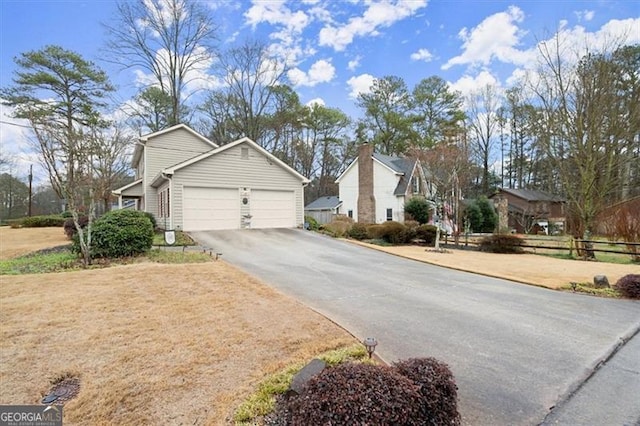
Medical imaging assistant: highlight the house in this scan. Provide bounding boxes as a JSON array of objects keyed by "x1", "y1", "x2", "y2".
[
  {"x1": 112, "y1": 124, "x2": 309, "y2": 231},
  {"x1": 336, "y1": 143, "x2": 435, "y2": 223},
  {"x1": 304, "y1": 196, "x2": 342, "y2": 225},
  {"x1": 489, "y1": 188, "x2": 566, "y2": 234}
]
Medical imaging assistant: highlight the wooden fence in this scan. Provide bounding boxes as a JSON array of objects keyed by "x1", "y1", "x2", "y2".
[{"x1": 445, "y1": 234, "x2": 639, "y2": 261}]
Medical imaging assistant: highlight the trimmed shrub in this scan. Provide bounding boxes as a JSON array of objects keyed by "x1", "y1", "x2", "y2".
[
  {"x1": 464, "y1": 203, "x2": 483, "y2": 233},
  {"x1": 405, "y1": 197, "x2": 431, "y2": 224},
  {"x1": 143, "y1": 211, "x2": 157, "y2": 229},
  {"x1": 416, "y1": 224, "x2": 438, "y2": 245},
  {"x1": 477, "y1": 196, "x2": 498, "y2": 232},
  {"x1": 347, "y1": 222, "x2": 370, "y2": 240},
  {"x1": 75, "y1": 210, "x2": 154, "y2": 258},
  {"x1": 375, "y1": 221, "x2": 413, "y2": 244},
  {"x1": 304, "y1": 215, "x2": 320, "y2": 231},
  {"x1": 321, "y1": 219, "x2": 351, "y2": 238},
  {"x1": 614, "y1": 274, "x2": 640, "y2": 299},
  {"x1": 393, "y1": 358, "x2": 461, "y2": 426},
  {"x1": 479, "y1": 234, "x2": 524, "y2": 253},
  {"x1": 20, "y1": 215, "x2": 65, "y2": 228},
  {"x1": 64, "y1": 216, "x2": 89, "y2": 239},
  {"x1": 278, "y1": 363, "x2": 424, "y2": 425}
]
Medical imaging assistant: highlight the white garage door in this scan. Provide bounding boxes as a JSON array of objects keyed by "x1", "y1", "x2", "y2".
[
  {"x1": 183, "y1": 187, "x2": 239, "y2": 231},
  {"x1": 251, "y1": 190, "x2": 295, "y2": 229}
]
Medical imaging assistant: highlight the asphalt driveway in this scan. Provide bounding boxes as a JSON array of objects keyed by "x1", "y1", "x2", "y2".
[{"x1": 192, "y1": 228, "x2": 640, "y2": 425}]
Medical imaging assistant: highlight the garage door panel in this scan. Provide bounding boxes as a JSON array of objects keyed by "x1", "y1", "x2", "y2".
[
  {"x1": 183, "y1": 187, "x2": 239, "y2": 231},
  {"x1": 251, "y1": 190, "x2": 295, "y2": 229}
]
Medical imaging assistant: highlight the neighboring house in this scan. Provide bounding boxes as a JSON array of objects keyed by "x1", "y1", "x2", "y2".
[
  {"x1": 594, "y1": 196, "x2": 640, "y2": 237},
  {"x1": 113, "y1": 124, "x2": 309, "y2": 231},
  {"x1": 336, "y1": 143, "x2": 435, "y2": 223},
  {"x1": 304, "y1": 196, "x2": 342, "y2": 225},
  {"x1": 489, "y1": 188, "x2": 566, "y2": 234}
]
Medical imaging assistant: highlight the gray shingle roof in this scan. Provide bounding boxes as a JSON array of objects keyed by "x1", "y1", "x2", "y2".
[
  {"x1": 305, "y1": 196, "x2": 342, "y2": 210},
  {"x1": 373, "y1": 153, "x2": 417, "y2": 196}
]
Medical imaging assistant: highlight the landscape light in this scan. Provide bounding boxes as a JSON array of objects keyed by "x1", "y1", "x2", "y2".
[{"x1": 363, "y1": 337, "x2": 378, "y2": 359}]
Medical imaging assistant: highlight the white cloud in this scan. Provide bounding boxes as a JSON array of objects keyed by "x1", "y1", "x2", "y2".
[
  {"x1": 0, "y1": 105, "x2": 45, "y2": 183},
  {"x1": 448, "y1": 70, "x2": 500, "y2": 98},
  {"x1": 346, "y1": 73, "x2": 375, "y2": 99},
  {"x1": 442, "y1": 6, "x2": 532, "y2": 70},
  {"x1": 244, "y1": 1, "x2": 312, "y2": 67},
  {"x1": 410, "y1": 48, "x2": 433, "y2": 62},
  {"x1": 575, "y1": 10, "x2": 595, "y2": 22},
  {"x1": 288, "y1": 59, "x2": 336, "y2": 87},
  {"x1": 306, "y1": 98, "x2": 325, "y2": 107},
  {"x1": 347, "y1": 55, "x2": 362, "y2": 71},
  {"x1": 319, "y1": 0, "x2": 428, "y2": 51}
]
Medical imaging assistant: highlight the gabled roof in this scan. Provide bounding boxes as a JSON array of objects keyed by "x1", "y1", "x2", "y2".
[
  {"x1": 161, "y1": 137, "x2": 310, "y2": 183},
  {"x1": 305, "y1": 196, "x2": 342, "y2": 210},
  {"x1": 112, "y1": 178, "x2": 143, "y2": 196},
  {"x1": 131, "y1": 124, "x2": 218, "y2": 167},
  {"x1": 335, "y1": 151, "x2": 421, "y2": 197},
  {"x1": 493, "y1": 188, "x2": 565, "y2": 202}
]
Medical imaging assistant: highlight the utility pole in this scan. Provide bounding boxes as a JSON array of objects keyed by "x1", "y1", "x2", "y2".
[{"x1": 28, "y1": 164, "x2": 33, "y2": 217}]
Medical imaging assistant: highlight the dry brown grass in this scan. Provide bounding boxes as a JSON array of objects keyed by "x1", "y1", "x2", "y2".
[
  {"x1": 0, "y1": 229, "x2": 356, "y2": 425},
  {"x1": 352, "y1": 241, "x2": 640, "y2": 289},
  {"x1": 0, "y1": 226, "x2": 69, "y2": 259}
]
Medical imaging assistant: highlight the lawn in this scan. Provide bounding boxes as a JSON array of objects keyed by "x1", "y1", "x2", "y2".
[{"x1": 0, "y1": 227, "x2": 357, "y2": 424}]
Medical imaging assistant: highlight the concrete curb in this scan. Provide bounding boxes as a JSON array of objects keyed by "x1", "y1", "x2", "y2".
[{"x1": 540, "y1": 321, "x2": 640, "y2": 425}]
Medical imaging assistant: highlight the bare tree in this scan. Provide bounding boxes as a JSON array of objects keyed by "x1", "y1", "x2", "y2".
[
  {"x1": 90, "y1": 125, "x2": 132, "y2": 213},
  {"x1": 467, "y1": 84, "x2": 501, "y2": 194},
  {"x1": 105, "y1": 0, "x2": 218, "y2": 126},
  {"x1": 200, "y1": 40, "x2": 288, "y2": 146},
  {"x1": 531, "y1": 33, "x2": 638, "y2": 235}
]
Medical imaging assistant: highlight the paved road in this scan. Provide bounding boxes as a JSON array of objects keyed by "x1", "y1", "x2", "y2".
[{"x1": 192, "y1": 229, "x2": 640, "y2": 425}]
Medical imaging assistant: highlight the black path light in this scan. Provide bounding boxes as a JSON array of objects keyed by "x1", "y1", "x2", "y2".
[{"x1": 363, "y1": 337, "x2": 378, "y2": 359}]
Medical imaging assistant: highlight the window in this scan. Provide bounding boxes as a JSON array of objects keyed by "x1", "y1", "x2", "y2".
[
  {"x1": 386, "y1": 208, "x2": 393, "y2": 221},
  {"x1": 158, "y1": 188, "x2": 170, "y2": 218},
  {"x1": 241, "y1": 147, "x2": 249, "y2": 159},
  {"x1": 411, "y1": 176, "x2": 420, "y2": 194},
  {"x1": 348, "y1": 210, "x2": 353, "y2": 219}
]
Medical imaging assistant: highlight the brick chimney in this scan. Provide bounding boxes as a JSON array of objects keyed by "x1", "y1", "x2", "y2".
[{"x1": 357, "y1": 143, "x2": 376, "y2": 223}]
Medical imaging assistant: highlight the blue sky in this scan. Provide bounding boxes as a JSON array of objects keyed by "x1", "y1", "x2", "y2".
[{"x1": 1, "y1": 0, "x2": 639, "y2": 183}]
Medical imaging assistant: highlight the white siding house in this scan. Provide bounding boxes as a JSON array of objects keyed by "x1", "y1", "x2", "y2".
[
  {"x1": 113, "y1": 124, "x2": 309, "y2": 231},
  {"x1": 336, "y1": 144, "x2": 435, "y2": 223}
]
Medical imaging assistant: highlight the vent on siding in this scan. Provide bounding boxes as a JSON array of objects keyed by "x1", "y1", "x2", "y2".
[{"x1": 241, "y1": 147, "x2": 249, "y2": 159}]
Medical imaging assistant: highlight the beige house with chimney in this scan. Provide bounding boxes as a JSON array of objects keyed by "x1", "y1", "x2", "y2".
[{"x1": 336, "y1": 144, "x2": 435, "y2": 223}]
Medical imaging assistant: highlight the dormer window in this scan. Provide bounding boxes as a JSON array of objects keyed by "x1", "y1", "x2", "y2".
[{"x1": 411, "y1": 176, "x2": 421, "y2": 194}]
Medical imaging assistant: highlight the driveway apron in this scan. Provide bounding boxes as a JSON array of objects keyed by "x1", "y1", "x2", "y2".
[{"x1": 192, "y1": 229, "x2": 640, "y2": 425}]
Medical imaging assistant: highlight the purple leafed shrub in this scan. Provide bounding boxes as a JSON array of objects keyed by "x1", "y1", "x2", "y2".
[
  {"x1": 393, "y1": 357, "x2": 461, "y2": 425},
  {"x1": 614, "y1": 274, "x2": 640, "y2": 299}
]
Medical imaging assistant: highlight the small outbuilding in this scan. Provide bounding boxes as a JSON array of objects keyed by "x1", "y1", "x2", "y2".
[{"x1": 304, "y1": 196, "x2": 342, "y2": 225}]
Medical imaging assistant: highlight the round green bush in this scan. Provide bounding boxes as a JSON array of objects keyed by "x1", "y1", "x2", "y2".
[
  {"x1": 478, "y1": 234, "x2": 524, "y2": 253},
  {"x1": 405, "y1": 197, "x2": 431, "y2": 224},
  {"x1": 614, "y1": 274, "x2": 640, "y2": 299},
  {"x1": 416, "y1": 224, "x2": 438, "y2": 245},
  {"x1": 75, "y1": 210, "x2": 154, "y2": 258},
  {"x1": 279, "y1": 363, "x2": 424, "y2": 425},
  {"x1": 393, "y1": 357, "x2": 461, "y2": 426},
  {"x1": 347, "y1": 222, "x2": 370, "y2": 240}
]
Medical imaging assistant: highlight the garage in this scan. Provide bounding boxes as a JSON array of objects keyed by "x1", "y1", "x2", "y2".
[
  {"x1": 250, "y1": 190, "x2": 295, "y2": 229},
  {"x1": 183, "y1": 187, "x2": 239, "y2": 231}
]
